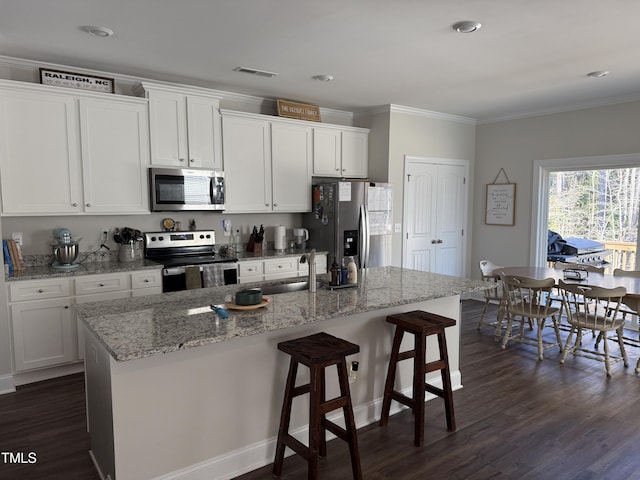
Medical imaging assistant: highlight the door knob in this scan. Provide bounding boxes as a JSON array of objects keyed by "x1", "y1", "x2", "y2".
[
  {"x1": 431, "y1": 239, "x2": 437, "y2": 244},
  {"x1": 437, "y1": 239, "x2": 443, "y2": 244}
]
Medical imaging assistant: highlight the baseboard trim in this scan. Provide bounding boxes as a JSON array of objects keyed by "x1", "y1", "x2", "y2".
[
  {"x1": 0, "y1": 374, "x2": 16, "y2": 394},
  {"x1": 152, "y1": 371, "x2": 462, "y2": 480}
]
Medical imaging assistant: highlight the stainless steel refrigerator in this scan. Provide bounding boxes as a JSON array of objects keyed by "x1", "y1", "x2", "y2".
[{"x1": 303, "y1": 179, "x2": 393, "y2": 268}]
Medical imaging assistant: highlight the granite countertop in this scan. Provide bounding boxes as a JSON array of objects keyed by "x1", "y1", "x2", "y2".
[
  {"x1": 6, "y1": 250, "x2": 327, "y2": 282},
  {"x1": 76, "y1": 266, "x2": 488, "y2": 362},
  {"x1": 235, "y1": 249, "x2": 327, "y2": 261},
  {"x1": 5, "y1": 259, "x2": 162, "y2": 282}
]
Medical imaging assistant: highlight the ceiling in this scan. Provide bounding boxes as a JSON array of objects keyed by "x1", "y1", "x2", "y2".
[{"x1": 3, "y1": 0, "x2": 640, "y2": 123}]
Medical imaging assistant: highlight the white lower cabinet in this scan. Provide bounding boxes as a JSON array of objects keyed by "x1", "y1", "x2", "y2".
[
  {"x1": 263, "y1": 257, "x2": 298, "y2": 280},
  {"x1": 238, "y1": 261, "x2": 263, "y2": 284},
  {"x1": 7, "y1": 269, "x2": 162, "y2": 378},
  {"x1": 11, "y1": 296, "x2": 74, "y2": 372},
  {"x1": 237, "y1": 255, "x2": 328, "y2": 284}
]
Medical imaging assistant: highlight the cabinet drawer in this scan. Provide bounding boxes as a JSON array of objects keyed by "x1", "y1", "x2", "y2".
[
  {"x1": 75, "y1": 273, "x2": 129, "y2": 296},
  {"x1": 298, "y1": 254, "x2": 328, "y2": 275},
  {"x1": 9, "y1": 279, "x2": 71, "y2": 302},
  {"x1": 263, "y1": 258, "x2": 297, "y2": 276},
  {"x1": 131, "y1": 270, "x2": 162, "y2": 290},
  {"x1": 238, "y1": 261, "x2": 263, "y2": 278}
]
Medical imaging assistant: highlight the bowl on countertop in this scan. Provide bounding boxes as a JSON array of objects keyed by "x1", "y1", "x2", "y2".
[{"x1": 235, "y1": 288, "x2": 263, "y2": 306}]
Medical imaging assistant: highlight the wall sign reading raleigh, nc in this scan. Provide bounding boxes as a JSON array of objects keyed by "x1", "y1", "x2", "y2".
[{"x1": 39, "y1": 68, "x2": 115, "y2": 93}]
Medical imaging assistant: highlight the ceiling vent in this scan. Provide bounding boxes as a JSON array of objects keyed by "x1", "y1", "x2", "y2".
[{"x1": 233, "y1": 67, "x2": 278, "y2": 78}]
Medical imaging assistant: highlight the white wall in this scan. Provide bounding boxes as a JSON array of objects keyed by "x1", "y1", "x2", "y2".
[
  {"x1": 358, "y1": 107, "x2": 476, "y2": 270},
  {"x1": 473, "y1": 101, "x2": 640, "y2": 274}
]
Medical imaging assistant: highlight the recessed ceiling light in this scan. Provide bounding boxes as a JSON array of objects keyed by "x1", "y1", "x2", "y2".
[
  {"x1": 587, "y1": 70, "x2": 609, "y2": 78},
  {"x1": 82, "y1": 26, "x2": 114, "y2": 38},
  {"x1": 234, "y1": 66, "x2": 278, "y2": 78},
  {"x1": 312, "y1": 74, "x2": 334, "y2": 82},
  {"x1": 452, "y1": 20, "x2": 482, "y2": 33}
]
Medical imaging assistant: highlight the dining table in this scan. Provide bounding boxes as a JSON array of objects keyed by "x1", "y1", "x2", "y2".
[{"x1": 493, "y1": 266, "x2": 640, "y2": 311}]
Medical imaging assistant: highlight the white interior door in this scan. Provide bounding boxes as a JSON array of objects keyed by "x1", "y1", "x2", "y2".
[{"x1": 403, "y1": 157, "x2": 467, "y2": 276}]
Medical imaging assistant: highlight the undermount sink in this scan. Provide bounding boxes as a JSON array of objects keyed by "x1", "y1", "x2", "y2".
[{"x1": 261, "y1": 281, "x2": 311, "y2": 295}]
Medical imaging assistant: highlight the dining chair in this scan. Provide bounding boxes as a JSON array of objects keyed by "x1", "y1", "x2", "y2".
[
  {"x1": 552, "y1": 262, "x2": 605, "y2": 332},
  {"x1": 500, "y1": 274, "x2": 563, "y2": 360},
  {"x1": 559, "y1": 280, "x2": 628, "y2": 377},
  {"x1": 613, "y1": 269, "x2": 639, "y2": 373},
  {"x1": 477, "y1": 260, "x2": 505, "y2": 339}
]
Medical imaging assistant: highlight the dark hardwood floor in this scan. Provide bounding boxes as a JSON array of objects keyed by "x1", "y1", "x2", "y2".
[{"x1": 1, "y1": 300, "x2": 639, "y2": 480}]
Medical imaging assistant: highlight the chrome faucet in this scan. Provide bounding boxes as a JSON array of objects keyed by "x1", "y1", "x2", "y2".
[{"x1": 300, "y1": 249, "x2": 317, "y2": 293}]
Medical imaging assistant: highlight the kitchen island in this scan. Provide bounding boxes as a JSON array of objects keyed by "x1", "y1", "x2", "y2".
[{"x1": 76, "y1": 266, "x2": 487, "y2": 480}]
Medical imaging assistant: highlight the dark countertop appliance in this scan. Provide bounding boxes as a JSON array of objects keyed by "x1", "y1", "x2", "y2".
[{"x1": 144, "y1": 230, "x2": 237, "y2": 292}]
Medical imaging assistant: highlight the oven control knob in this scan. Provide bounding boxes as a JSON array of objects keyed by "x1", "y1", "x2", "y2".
[
  {"x1": 200, "y1": 234, "x2": 205, "y2": 239},
  {"x1": 150, "y1": 236, "x2": 157, "y2": 242},
  {"x1": 159, "y1": 236, "x2": 164, "y2": 241}
]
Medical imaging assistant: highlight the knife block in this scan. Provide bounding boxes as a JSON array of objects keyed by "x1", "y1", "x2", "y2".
[{"x1": 246, "y1": 236, "x2": 262, "y2": 253}]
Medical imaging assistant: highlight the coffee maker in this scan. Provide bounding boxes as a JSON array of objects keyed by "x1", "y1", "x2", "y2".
[{"x1": 51, "y1": 228, "x2": 81, "y2": 270}]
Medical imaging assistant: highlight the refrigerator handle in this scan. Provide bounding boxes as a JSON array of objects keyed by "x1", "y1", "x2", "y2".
[{"x1": 359, "y1": 204, "x2": 370, "y2": 268}]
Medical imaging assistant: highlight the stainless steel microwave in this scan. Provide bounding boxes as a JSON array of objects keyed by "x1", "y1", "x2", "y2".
[{"x1": 149, "y1": 167, "x2": 225, "y2": 211}]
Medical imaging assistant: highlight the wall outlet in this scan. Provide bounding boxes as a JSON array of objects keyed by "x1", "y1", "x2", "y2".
[
  {"x1": 394, "y1": 223, "x2": 402, "y2": 233},
  {"x1": 12, "y1": 232, "x2": 23, "y2": 246}
]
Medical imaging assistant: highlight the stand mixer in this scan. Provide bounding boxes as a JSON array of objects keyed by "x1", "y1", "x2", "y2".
[{"x1": 51, "y1": 228, "x2": 81, "y2": 270}]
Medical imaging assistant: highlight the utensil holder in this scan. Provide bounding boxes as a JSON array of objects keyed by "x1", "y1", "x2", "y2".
[{"x1": 118, "y1": 242, "x2": 139, "y2": 262}]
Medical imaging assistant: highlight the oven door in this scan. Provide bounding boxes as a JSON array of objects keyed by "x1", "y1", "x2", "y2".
[{"x1": 162, "y1": 263, "x2": 238, "y2": 292}]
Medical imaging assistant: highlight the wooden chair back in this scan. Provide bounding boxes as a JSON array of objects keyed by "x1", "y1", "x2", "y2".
[
  {"x1": 500, "y1": 274, "x2": 556, "y2": 318},
  {"x1": 558, "y1": 279, "x2": 627, "y2": 330}
]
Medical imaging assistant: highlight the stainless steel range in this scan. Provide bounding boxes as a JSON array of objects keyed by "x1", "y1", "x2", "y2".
[{"x1": 144, "y1": 230, "x2": 238, "y2": 292}]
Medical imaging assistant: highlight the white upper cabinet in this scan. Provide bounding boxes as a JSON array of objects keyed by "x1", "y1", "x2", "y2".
[
  {"x1": 141, "y1": 83, "x2": 222, "y2": 170},
  {"x1": 0, "y1": 80, "x2": 150, "y2": 215},
  {"x1": 271, "y1": 122, "x2": 312, "y2": 212},
  {"x1": 0, "y1": 87, "x2": 83, "y2": 214},
  {"x1": 221, "y1": 110, "x2": 313, "y2": 213},
  {"x1": 222, "y1": 113, "x2": 272, "y2": 213},
  {"x1": 313, "y1": 126, "x2": 369, "y2": 178},
  {"x1": 79, "y1": 97, "x2": 149, "y2": 213}
]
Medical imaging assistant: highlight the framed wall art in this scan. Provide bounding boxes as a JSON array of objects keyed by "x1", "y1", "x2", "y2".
[{"x1": 485, "y1": 168, "x2": 516, "y2": 226}]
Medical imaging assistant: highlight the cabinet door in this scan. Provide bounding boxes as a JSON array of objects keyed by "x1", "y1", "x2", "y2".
[
  {"x1": 0, "y1": 88, "x2": 82, "y2": 214},
  {"x1": 79, "y1": 98, "x2": 150, "y2": 213},
  {"x1": 148, "y1": 91, "x2": 188, "y2": 166},
  {"x1": 271, "y1": 122, "x2": 312, "y2": 212},
  {"x1": 11, "y1": 298, "x2": 74, "y2": 371},
  {"x1": 313, "y1": 127, "x2": 341, "y2": 177},
  {"x1": 263, "y1": 258, "x2": 298, "y2": 280},
  {"x1": 186, "y1": 96, "x2": 222, "y2": 170},
  {"x1": 222, "y1": 115, "x2": 272, "y2": 212},
  {"x1": 341, "y1": 130, "x2": 368, "y2": 178}
]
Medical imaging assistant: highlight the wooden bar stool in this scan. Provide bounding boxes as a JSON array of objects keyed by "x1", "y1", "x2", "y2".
[
  {"x1": 273, "y1": 332, "x2": 362, "y2": 480},
  {"x1": 379, "y1": 310, "x2": 456, "y2": 447}
]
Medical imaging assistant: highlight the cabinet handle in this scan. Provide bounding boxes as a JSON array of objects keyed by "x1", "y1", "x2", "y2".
[
  {"x1": 64, "y1": 305, "x2": 70, "y2": 309},
  {"x1": 335, "y1": 168, "x2": 340, "y2": 171},
  {"x1": 98, "y1": 283, "x2": 105, "y2": 287},
  {"x1": 38, "y1": 289, "x2": 44, "y2": 293},
  {"x1": 179, "y1": 158, "x2": 185, "y2": 162},
  {"x1": 273, "y1": 203, "x2": 278, "y2": 207},
  {"x1": 189, "y1": 158, "x2": 195, "y2": 163},
  {"x1": 86, "y1": 203, "x2": 91, "y2": 207},
  {"x1": 265, "y1": 203, "x2": 270, "y2": 207},
  {"x1": 143, "y1": 279, "x2": 150, "y2": 283},
  {"x1": 72, "y1": 203, "x2": 78, "y2": 207}
]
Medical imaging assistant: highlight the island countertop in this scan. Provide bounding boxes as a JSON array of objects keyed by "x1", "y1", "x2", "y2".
[{"x1": 76, "y1": 266, "x2": 487, "y2": 362}]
